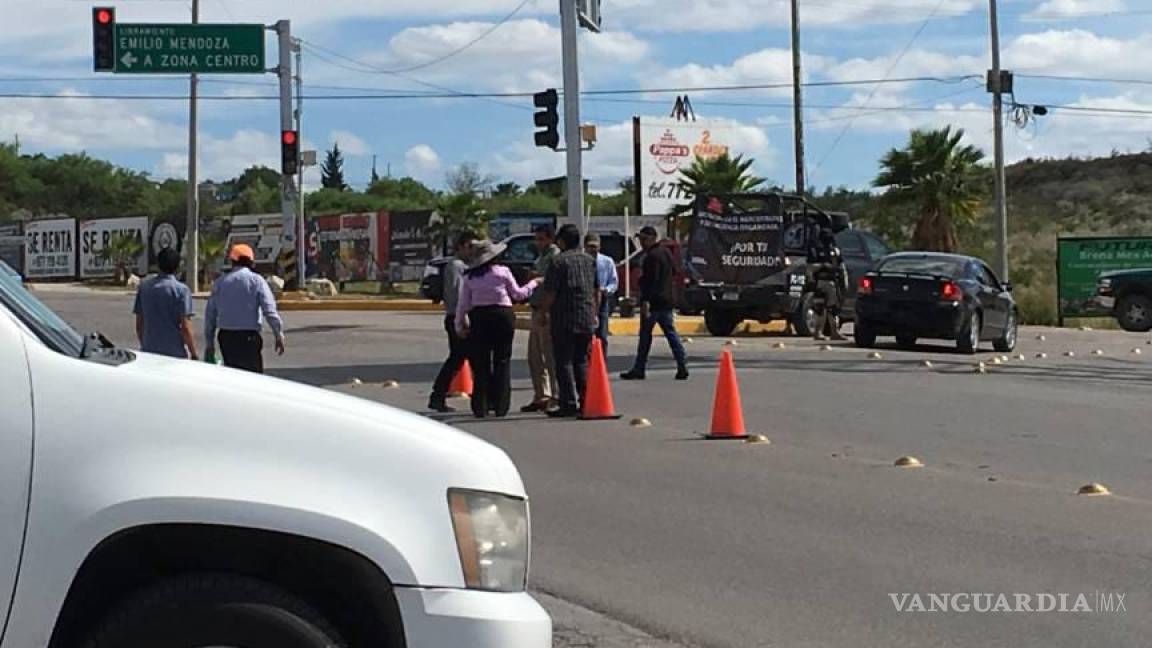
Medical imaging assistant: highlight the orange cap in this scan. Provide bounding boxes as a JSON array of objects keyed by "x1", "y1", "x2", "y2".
[{"x1": 229, "y1": 243, "x2": 255, "y2": 262}]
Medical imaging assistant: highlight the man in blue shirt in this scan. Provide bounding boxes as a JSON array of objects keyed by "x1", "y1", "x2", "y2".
[
  {"x1": 133, "y1": 247, "x2": 198, "y2": 359},
  {"x1": 584, "y1": 232, "x2": 619, "y2": 355},
  {"x1": 204, "y1": 243, "x2": 285, "y2": 373}
]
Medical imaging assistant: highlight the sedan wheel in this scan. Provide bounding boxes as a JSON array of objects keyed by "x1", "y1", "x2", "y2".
[
  {"x1": 994, "y1": 310, "x2": 1018, "y2": 352},
  {"x1": 957, "y1": 311, "x2": 980, "y2": 354}
]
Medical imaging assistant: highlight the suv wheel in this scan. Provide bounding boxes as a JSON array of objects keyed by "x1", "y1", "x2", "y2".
[
  {"x1": 790, "y1": 294, "x2": 815, "y2": 337},
  {"x1": 1116, "y1": 295, "x2": 1152, "y2": 332},
  {"x1": 84, "y1": 574, "x2": 345, "y2": 648},
  {"x1": 704, "y1": 309, "x2": 740, "y2": 337}
]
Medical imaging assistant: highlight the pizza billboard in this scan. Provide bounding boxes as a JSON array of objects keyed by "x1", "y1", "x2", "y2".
[{"x1": 636, "y1": 117, "x2": 733, "y2": 216}]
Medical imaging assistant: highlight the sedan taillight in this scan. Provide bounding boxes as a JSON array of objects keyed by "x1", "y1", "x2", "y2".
[
  {"x1": 940, "y1": 281, "x2": 962, "y2": 302},
  {"x1": 858, "y1": 277, "x2": 873, "y2": 295}
]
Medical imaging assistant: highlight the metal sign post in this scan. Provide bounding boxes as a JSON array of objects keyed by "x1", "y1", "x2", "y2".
[
  {"x1": 276, "y1": 20, "x2": 299, "y2": 291},
  {"x1": 560, "y1": 0, "x2": 583, "y2": 234}
]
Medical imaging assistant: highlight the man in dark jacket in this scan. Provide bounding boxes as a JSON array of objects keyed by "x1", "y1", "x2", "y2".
[
  {"x1": 621, "y1": 226, "x2": 688, "y2": 381},
  {"x1": 538, "y1": 224, "x2": 600, "y2": 418}
]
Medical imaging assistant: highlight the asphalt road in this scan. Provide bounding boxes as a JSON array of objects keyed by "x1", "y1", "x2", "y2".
[{"x1": 37, "y1": 287, "x2": 1152, "y2": 648}]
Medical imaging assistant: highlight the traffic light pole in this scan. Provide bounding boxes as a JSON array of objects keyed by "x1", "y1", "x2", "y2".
[
  {"x1": 294, "y1": 39, "x2": 305, "y2": 283},
  {"x1": 186, "y1": 0, "x2": 200, "y2": 292},
  {"x1": 560, "y1": 0, "x2": 584, "y2": 232},
  {"x1": 276, "y1": 20, "x2": 298, "y2": 290}
]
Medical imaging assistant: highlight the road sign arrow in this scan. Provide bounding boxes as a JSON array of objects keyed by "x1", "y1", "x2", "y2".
[{"x1": 120, "y1": 52, "x2": 138, "y2": 69}]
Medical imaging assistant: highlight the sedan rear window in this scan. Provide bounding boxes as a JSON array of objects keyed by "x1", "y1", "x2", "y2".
[{"x1": 878, "y1": 256, "x2": 965, "y2": 277}]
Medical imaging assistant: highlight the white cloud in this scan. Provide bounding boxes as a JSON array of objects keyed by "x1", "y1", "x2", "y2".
[
  {"x1": 1025, "y1": 0, "x2": 1125, "y2": 20},
  {"x1": 158, "y1": 129, "x2": 280, "y2": 181},
  {"x1": 826, "y1": 49, "x2": 984, "y2": 84},
  {"x1": 330, "y1": 130, "x2": 369, "y2": 156},
  {"x1": 648, "y1": 49, "x2": 832, "y2": 97},
  {"x1": 1004, "y1": 30, "x2": 1152, "y2": 78},
  {"x1": 364, "y1": 19, "x2": 649, "y2": 92},
  {"x1": 0, "y1": 92, "x2": 186, "y2": 151},
  {"x1": 404, "y1": 144, "x2": 442, "y2": 182}
]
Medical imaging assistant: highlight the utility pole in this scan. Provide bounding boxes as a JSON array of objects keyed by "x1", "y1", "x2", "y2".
[
  {"x1": 789, "y1": 0, "x2": 806, "y2": 197},
  {"x1": 560, "y1": 0, "x2": 584, "y2": 232},
  {"x1": 294, "y1": 39, "x2": 305, "y2": 283},
  {"x1": 988, "y1": 0, "x2": 1009, "y2": 280},
  {"x1": 186, "y1": 0, "x2": 200, "y2": 292},
  {"x1": 276, "y1": 20, "x2": 298, "y2": 290}
]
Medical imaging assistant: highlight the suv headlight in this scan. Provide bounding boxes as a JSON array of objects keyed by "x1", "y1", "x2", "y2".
[
  {"x1": 448, "y1": 489, "x2": 528, "y2": 592},
  {"x1": 1097, "y1": 278, "x2": 1113, "y2": 294}
]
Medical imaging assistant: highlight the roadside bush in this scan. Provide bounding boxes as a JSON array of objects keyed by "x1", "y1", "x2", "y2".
[{"x1": 1014, "y1": 281, "x2": 1057, "y2": 326}]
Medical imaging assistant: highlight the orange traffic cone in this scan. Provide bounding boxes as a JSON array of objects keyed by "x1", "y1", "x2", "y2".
[
  {"x1": 448, "y1": 360, "x2": 473, "y2": 398},
  {"x1": 580, "y1": 338, "x2": 621, "y2": 420},
  {"x1": 704, "y1": 349, "x2": 749, "y2": 439}
]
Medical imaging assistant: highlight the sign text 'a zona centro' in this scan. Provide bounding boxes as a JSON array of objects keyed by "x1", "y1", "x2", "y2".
[{"x1": 115, "y1": 24, "x2": 265, "y2": 74}]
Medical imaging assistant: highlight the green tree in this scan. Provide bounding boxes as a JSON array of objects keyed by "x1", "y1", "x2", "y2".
[
  {"x1": 233, "y1": 166, "x2": 281, "y2": 194},
  {"x1": 873, "y1": 126, "x2": 986, "y2": 252},
  {"x1": 670, "y1": 153, "x2": 765, "y2": 218},
  {"x1": 321, "y1": 143, "x2": 347, "y2": 190},
  {"x1": 98, "y1": 232, "x2": 145, "y2": 284},
  {"x1": 446, "y1": 162, "x2": 493, "y2": 196},
  {"x1": 366, "y1": 176, "x2": 437, "y2": 206},
  {"x1": 492, "y1": 182, "x2": 521, "y2": 198},
  {"x1": 232, "y1": 179, "x2": 281, "y2": 215}
]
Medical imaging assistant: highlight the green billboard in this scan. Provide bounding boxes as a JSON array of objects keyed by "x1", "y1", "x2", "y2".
[{"x1": 1057, "y1": 236, "x2": 1152, "y2": 322}]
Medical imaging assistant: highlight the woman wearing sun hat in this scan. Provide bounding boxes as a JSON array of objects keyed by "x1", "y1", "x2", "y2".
[{"x1": 455, "y1": 239, "x2": 540, "y2": 418}]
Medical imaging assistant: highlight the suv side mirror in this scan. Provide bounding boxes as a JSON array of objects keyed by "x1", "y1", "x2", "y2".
[{"x1": 1002, "y1": 281, "x2": 1013, "y2": 293}]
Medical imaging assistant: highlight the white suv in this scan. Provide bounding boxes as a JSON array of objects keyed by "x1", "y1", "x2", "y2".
[{"x1": 0, "y1": 262, "x2": 550, "y2": 647}]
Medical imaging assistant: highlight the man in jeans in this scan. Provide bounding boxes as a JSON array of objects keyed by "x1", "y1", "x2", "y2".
[
  {"x1": 539, "y1": 224, "x2": 599, "y2": 418},
  {"x1": 428, "y1": 231, "x2": 475, "y2": 412},
  {"x1": 621, "y1": 226, "x2": 689, "y2": 381},
  {"x1": 521, "y1": 224, "x2": 560, "y2": 413}
]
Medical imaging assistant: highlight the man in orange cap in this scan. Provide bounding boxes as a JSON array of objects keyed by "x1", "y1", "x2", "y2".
[{"x1": 204, "y1": 243, "x2": 285, "y2": 372}]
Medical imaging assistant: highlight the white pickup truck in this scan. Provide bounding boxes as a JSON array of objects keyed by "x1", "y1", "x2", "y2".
[{"x1": 0, "y1": 263, "x2": 551, "y2": 647}]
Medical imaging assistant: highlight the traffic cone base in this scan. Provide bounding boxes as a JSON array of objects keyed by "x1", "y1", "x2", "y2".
[
  {"x1": 448, "y1": 360, "x2": 473, "y2": 398},
  {"x1": 701, "y1": 349, "x2": 750, "y2": 440},
  {"x1": 580, "y1": 338, "x2": 622, "y2": 420}
]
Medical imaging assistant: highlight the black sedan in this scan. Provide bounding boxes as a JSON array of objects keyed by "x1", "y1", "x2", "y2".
[{"x1": 854, "y1": 252, "x2": 1018, "y2": 354}]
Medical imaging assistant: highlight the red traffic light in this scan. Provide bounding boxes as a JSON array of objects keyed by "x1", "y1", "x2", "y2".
[
  {"x1": 96, "y1": 9, "x2": 113, "y2": 24},
  {"x1": 282, "y1": 130, "x2": 298, "y2": 145}
]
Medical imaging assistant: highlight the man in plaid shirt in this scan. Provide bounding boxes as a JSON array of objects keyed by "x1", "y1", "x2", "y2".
[{"x1": 538, "y1": 224, "x2": 600, "y2": 418}]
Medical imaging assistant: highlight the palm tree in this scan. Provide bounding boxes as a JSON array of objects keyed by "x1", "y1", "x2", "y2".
[
  {"x1": 873, "y1": 126, "x2": 986, "y2": 252},
  {"x1": 197, "y1": 234, "x2": 228, "y2": 286},
  {"x1": 670, "y1": 153, "x2": 765, "y2": 235},
  {"x1": 429, "y1": 192, "x2": 491, "y2": 253},
  {"x1": 98, "y1": 232, "x2": 145, "y2": 285}
]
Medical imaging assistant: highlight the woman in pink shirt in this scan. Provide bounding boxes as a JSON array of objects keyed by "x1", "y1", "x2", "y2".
[{"x1": 456, "y1": 240, "x2": 540, "y2": 417}]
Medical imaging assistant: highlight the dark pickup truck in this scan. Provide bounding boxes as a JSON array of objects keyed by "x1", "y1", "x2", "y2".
[{"x1": 1095, "y1": 268, "x2": 1152, "y2": 331}]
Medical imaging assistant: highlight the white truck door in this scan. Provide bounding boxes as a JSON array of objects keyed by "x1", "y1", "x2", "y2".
[{"x1": 0, "y1": 315, "x2": 34, "y2": 639}]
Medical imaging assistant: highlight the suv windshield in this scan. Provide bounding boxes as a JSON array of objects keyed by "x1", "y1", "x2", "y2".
[
  {"x1": 0, "y1": 261, "x2": 85, "y2": 356},
  {"x1": 878, "y1": 256, "x2": 965, "y2": 277}
]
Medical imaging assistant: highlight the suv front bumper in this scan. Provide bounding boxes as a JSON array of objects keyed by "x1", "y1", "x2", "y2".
[{"x1": 395, "y1": 588, "x2": 552, "y2": 648}]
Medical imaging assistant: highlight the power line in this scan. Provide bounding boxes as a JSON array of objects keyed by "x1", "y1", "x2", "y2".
[{"x1": 1017, "y1": 73, "x2": 1152, "y2": 87}]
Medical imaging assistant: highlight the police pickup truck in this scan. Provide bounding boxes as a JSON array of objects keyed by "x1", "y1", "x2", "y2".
[{"x1": 682, "y1": 193, "x2": 887, "y2": 337}]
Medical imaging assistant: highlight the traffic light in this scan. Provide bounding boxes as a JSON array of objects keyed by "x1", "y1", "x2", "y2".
[
  {"x1": 92, "y1": 7, "x2": 116, "y2": 72},
  {"x1": 533, "y1": 89, "x2": 560, "y2": 150},
  {"x1": 281, "y1": 130, "x2": 299, "y2": 175}
]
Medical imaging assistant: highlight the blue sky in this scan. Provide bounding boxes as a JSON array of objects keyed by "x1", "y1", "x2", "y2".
[{"x1": 2, "y1": 0, "x2": 1151, "y2": 197}]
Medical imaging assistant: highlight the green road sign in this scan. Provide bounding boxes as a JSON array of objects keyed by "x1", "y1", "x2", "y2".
[
  {"x1": 1057, "y1": 236, "x2": 1152, "y2": 320},
  {"x1": 114, "y1": 23, "x2": 265, "y2": 74}
]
